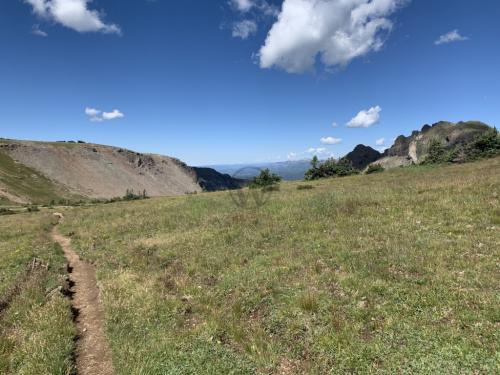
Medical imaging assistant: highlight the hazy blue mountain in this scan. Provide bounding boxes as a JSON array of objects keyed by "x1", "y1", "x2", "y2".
[{"x1": 206, "y1": 160, "x2": 312, "y2": 181}]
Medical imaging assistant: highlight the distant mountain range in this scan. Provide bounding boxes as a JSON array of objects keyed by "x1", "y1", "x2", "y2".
[
  {"x1": 210, "y1": 121, "x2": 496, "y2": 179},
  {"x1": 207, "y1": 160, "x2": 312, "y2": 181}
]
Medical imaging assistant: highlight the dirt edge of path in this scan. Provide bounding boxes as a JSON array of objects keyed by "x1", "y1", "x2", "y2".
[{"x1": 51, "y1": 221, "x2": 114, "y2": 375}]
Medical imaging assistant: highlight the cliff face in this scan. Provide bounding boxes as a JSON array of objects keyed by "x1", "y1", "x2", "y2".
[{"x1": 191, "y1": 167, "x2": 244, "y2": 191}]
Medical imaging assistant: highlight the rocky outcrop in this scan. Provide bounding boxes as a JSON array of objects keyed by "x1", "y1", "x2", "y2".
[
  {"x1": 344, "y1": 145, "x2": 382, "y2": 170},
  {"x1": 384, "y1": 121, "x2": 491, "y2": 163},
  {"x1": 366, "y1": 121, "x2": 493, "y2": 170}
]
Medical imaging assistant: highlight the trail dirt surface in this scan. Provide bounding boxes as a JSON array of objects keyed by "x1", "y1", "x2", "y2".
[{"x1": 52, "y1": 224, "x2": 114, "y2": 375}]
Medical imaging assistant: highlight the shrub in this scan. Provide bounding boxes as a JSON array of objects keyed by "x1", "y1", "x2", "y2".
[
  {"x1": 365, "y1": 164, "x2": 385, "y2": 174},
  {"x1": 123, "y1": 189, "x2": 149, "y2": 201},
  {"x1": 423, "y1": 139, "x2": 447, "y2": 165},
  {"x1": 249, "y1": 169, "x2": 282, "y2": 189},
  {"x1": 467, "y1": 127, "x2": 500, "y2": 160},
  {"x1": 0, "y1": 208, "x2": 15, "y2": 215},
  {"x1": 305, "y1": 158, "x2": 358, "y2": 180},
  {"x1": 262, "y1": 185, "x2": 280, "y2": 192}
]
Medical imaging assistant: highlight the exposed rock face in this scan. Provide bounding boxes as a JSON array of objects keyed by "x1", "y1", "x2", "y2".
[
  {"x1": 386, "y1": 135, "x2": 412, "y2": 159},
  {"x1": 344, "y1": 145, "x2": 382, "y2": 170},
  {"x1": 192, "y1": 167, "x2": 244, "y2": 191},
  {"x1": 384, "y1": 121, "x2": 491, "y2": 163},
  {"x1": 363, "y1": 121, "x2": 494, "y2": 171},
  {"x1": 1, "y1": 140, "x2": 204, "y2": 199}
]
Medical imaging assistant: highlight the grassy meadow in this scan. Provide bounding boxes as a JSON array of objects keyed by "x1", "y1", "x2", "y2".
[
  {"x1": 0, "y1": 213, "x2": 75, "y2": 374},
  {"x1": 48, "y1": 157, "x2": 499, "y2": 374}
]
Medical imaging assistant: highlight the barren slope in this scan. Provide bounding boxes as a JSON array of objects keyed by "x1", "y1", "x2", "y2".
[
  {"x1": 0, "y1": 148, "x2": 72, "y2": 204},
  {"x1": 1, "y1": 140, "x2": 201, "y2": 199}
]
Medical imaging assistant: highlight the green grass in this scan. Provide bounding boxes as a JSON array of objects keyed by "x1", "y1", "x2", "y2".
[
  {"x1": 0, "y1": 151, "x2": 68, "y2": 205},
  {"x1": 55, "y1": 157, "x2": 500, "y2": 374},
  {"x1": 0, "y1": 213, "x2": 75, "y2": 374}
]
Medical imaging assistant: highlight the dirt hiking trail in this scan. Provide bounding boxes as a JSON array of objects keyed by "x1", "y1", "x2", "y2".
[{"x1": 52, "y1": 220, "x2": 114, "y2": 375}]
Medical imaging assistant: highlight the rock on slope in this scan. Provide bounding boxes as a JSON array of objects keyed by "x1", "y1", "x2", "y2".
[{"x1": 0, "y1": 140, "x2": 237, "y2": 202}]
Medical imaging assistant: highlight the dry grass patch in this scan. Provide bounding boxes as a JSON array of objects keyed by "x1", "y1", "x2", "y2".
[{"x1": 59, "y1": 158, "x2": 499, "y2": 374}]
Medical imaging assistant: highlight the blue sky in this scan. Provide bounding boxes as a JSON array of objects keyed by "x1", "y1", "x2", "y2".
[{"x1": 0, "y1": 0, "x2": 499, "y2": 165}]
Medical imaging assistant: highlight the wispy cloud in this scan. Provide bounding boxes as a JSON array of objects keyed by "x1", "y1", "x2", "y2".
[
  {"x1": 231, "y1": 0, "x2": 255, "y2": 12},
  {"x1": 231, "y1": 0, "x2": 278, "y2": 15},
  {"x1": 435, "y1": 30, "x2": 468, "y2": 45},
  {"x1": 232, "y1": 20, "x2": 257, "y2": 39},
  {"x1": 347, "y1": 106, "x2": 381, "y2": 128},
  {"x1": 228, "y1": 0, "x2": 279, "y2": 40},
  {"x1": 308, "y1": 147, "x2": 327, "y2": 154},
  {"x1": 25, "y1": 0, "x2": 121, "y2": 35},
  {"x1": 287, "y1": 147, "x2": 334, "y2": 160},
  {"x1": 85, "y1": 107, "x2": 124, "y2": 122},
  {"x1": 320, "y1": 137, "x2": 342, "y2": 145},
  {"x1": 32, "y1": 24, "x2": 48, "y2": 37},
  {"x1": 375, "y1": 138, "x2": 385, "y2": 146}
]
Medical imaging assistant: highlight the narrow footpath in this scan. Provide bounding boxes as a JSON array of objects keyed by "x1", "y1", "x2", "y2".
[{"x1": 52, "y1": 220, "x2": 114, "y2": 375}]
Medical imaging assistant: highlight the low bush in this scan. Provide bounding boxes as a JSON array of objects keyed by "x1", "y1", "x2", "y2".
[
  {"x1": 296, "y1": 184, "x2": 314, "y2": 190},
  {"x1": 123, "y1": 189, "x2": 148, "y2": 201},
  {"x1": 0, "y1": 208, "x2": 15, "y2": 216}
]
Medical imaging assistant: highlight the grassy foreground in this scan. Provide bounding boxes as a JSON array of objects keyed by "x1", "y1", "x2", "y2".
[
  {"x1": 56, "y1": 157, "x2": 499, "y2": 374},
  {"x1": 0, "y1": 213, "x2": 75, "y2": 374}
]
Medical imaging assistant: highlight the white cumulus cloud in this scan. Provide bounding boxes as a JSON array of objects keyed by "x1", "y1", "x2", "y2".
[
  {"x1": 85, "y1": 107, "x2": 100, "y2": 117},
  {"x1": 435, "y1": 30, "x2": 468, "y2": 45},
  {"x1": 347, "y1": 105, "x2": 381, "y2": 128},
  {"x1": 102, "y1": 109, "x2": 125, "y2": 120},
  {"x1": 259, "y1": 0, "x2": 407, "y2": 73},
  {"x1": 232, "y1": 20, "x2": 258, "y2": 39},
  {"x1": 320, "y1": 136, "x2": 342, "y2": 145},
  {"x1": 375, "y1": 138, "x2": 385, "y2": 146},
  {"x1": 25, "y1": 0, "x2": 121, "y2": 34},
  {"x1": 85, "y1": 107, "x2": 124, "y2": 122}
]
